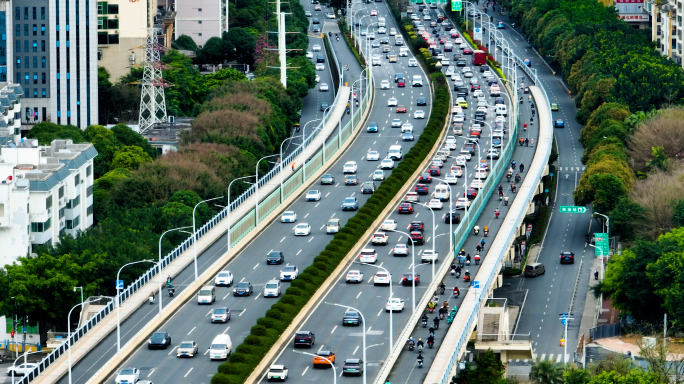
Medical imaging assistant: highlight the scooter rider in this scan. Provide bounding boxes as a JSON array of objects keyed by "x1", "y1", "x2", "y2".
[
  {"x1": 417, "y1": 353, "x2": 424, "y2": 367},
  {"x1": 466, "y1": 254, "x2": 472, "y2": 264},
  {"x1": 484, "y1": 225, "x2": 489, "y2": 236},
  {"x1": 504, "y1": 196, "x2": 509, "y2": 205},
  {"x1": 474, "y1": 225, "x2": 480, "y2": 235},
  {"x1": 408, "y1": 335, "x2": 416, "y2": 349},
  {"x1": 149, "y1": 291, "x2": 155, "y2": 304},
  {"x1": 427, "y1": 335, "x2": 435, "y2": 347},
  {"x1": 422, "y1": 313, "x2": 429, "y2": 325},
  {"x1": 417, "y1": 338, "x2": 425, "y2": 350},
  {"x1": 453, "y1": 286, "x2": 460, "y2": 297},
  {"x1": 440, "y1": 282, "x2": 446, "y2": 294}
]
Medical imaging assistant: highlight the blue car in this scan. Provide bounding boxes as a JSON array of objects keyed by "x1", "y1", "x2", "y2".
[
  {"x1": 497, "y1": 21, "x2": 505, "y2": 29},
  {"x1": 554, "y1": 119, "x2": 565, "y2": 128},
  {"x1": 367, "y1": 123, "x2": 379, "y2": 132},
  {"x1": 492, "y1": 138, "x2": 502, "y2": 148},
  {"x1": 402, "y1": 132, "x2": 414, "y2": 141}
]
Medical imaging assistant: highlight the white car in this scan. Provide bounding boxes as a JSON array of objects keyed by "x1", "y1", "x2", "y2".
[
  {"x1": 386, "y1": 297, "x2": 405, "y2": 312},
  {"x1": 463, "y1": 71, "x2": 473, "y2": 78},
  {"x1": 487, "y1": 149, "x2": 500, "y2": 159},
  {"x1": 343, "y1": 161, "x2": 358, "y2": 174},
  {"x1": 315, "y1": 74, "x2": 320, "y2": 83},
  {"x1": 428, "y1": 198, "x2": 443, "y2": 210},
  {"x1": 372, "y1": 56, "x2": 381, "y2": 66},
  {"x1": 373, "y1": 170, "x2": 385, "y2": 181},
  {"x1": 414, "y1": 110, "x2": 425, "y2": 119},
  {"x1": 476, "y1": 106, "x2": 487, "y2": 114},
  {"x1": 388, "y1": 97, "x2": 398, "y2": 106},
  {"x1": 359, "y1": 248, "x2": 379, "y2": 263},
  {"x1": 373, "y1": 271, "x2": 391, "y2": 286},
  {"x1": 306, "y1": 51, "x2": 313, "y2": 59},
  {"x1": 441, "y1": 59, "x2": 450, "y2": 66},
  {"x1": 391, "y1": 118, "x2": 403, "y2": 128},
  {"x1": 470, "y1": 179, "x2": 484, "y2": 189},
  {"x1": 177, "y1": 341, "x2": 199, "y2": 358},
  {"x1": 380, "y1": 158, "x2": 395, "y2": 169},
  {"x1": 280, "y1": 265, "x2": 299, "y2": 281},
  {"x1": 306, "y1": 190, "x2": 322, "y2": 201},
  {"x1": 393, "y1": 243, "x2": 409, "y2": 256},
  {"x1": 455, "y1": 156, "x2": 467, "y2": 166},
  {"x1": 401, "y1": 123, "x2": 413, "y2": 133},
  {"x1": 408, "y1": 58, "x2": 418, "y2": 67},
  {"x1": 432, "y1": 158, "x2": 444, "y2": 168},
  {"x1": 320, "y1": 82, "x2": 329, "y2": 91},
  {"x1": 483, "y1": 70, "x2": 492, "y2": 77},
  {"x1": 380, "y1": 219, "x2": 398, "y2": 231},
  {"x1": 346, "y1": 270, "x2": 364, "y2": 283},
  {"x1": 316, "y1": 63, "x2": 325, "y2": 71},
  {"x1": 390, "y1": 28, "x2": 397, "y2": 35},
  {"x1": 450, "y1": 165, "x2": 463, "y2": 177},
  {"x1": 371, "y1": 232, "x2": 389, "y2": 245},
  {"x1": 475, "y1": 170, "x2": 488, "y2": 179},
  {"x1": 367, "y1": 150, "x2": 380, "y2": 161},
  {"x1": 399, "y1": 48, "x2": 409, "y2": 57},
  {"x1": 381, "y1": 79, "x2": 390, "y2": 89},
  {"x1": 214, "y1": 271, "x2": 234, "y2": 286},
  {"x1": 454, "y1": 38, "x2": 463, "y2": 44},
  {"x1": 444, "y1": 173, "x2": 458, "y2": 184},
  {"x1": 455, "y1": 197, "x2": 471, "y2": 210},
  {"x1": 459, "y1": 42, "x2": 468, "y2": 49},
  {"x1": 115, "y1": 368, "x2": 140, "y2": 384},
  {"x1": 423, "y1": 14, "x2": 431, "y2": 20},
  {"x1": 378, "y1": 27, "x2": 387, "y2": 34},
  {"x1": 267, "y1": 365, "x2": 289, "y2": 381},
  {"x1": 326, "y1": 12, "x2": 336, "y2": 19},
  {"x1": 281, "y1": 211, "x2": 297, "y2": 223},
  {"x1": 294, "y1": 223, "x2": 311, "y2": 236},
  {"x1": 473, "y1": 90, "x2": 484, "y2": 98},
  {"x1": 312, "y1": 44, "x2": 322, "y2": 51}
]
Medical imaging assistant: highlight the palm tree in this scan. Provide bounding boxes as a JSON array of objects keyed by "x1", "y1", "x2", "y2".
[{"x1": 529, "y1": 359, "x2": 565, "y2": 384}]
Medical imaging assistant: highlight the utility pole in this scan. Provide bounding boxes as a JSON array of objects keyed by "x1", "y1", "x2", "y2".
[
  {"x1": 559, "y1": 313, "x2": 574, "y2": 364},
  {"x1": 138, "y1": 28, "x2": 172, "y2": 133}
]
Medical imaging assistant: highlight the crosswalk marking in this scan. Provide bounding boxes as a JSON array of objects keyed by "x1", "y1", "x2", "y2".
[{"x1": 513, "y1": 354, "x2": 569, "y2": 363}]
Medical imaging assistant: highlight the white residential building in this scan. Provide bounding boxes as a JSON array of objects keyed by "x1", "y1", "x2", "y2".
[
  {"x1": 642, "y1": 0, "x2": 683, "y2": 65},
  {"x1": 175, "y1": 0, "x2": 228, "y2": 47}
]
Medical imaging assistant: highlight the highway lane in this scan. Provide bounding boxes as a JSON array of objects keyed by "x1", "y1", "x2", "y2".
[
  {"x1": 99, "y1": 3, "x2": 433, "y2": 384},
  {"x1": 58, "y1": 6, "x2": 342, "y2": 384},
  {"x1": 382, "y1": 5, "x2": 542, "y2": 382},
  {"x1": 258, "y1": 4, "x2": 518, "y2": 383},
  {"x1": 488, "y1": 11, "x2": 593, "y2": 363}
]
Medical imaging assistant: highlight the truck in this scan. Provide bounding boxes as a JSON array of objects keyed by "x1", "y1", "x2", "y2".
[
  {"x1": 472, "y1": 50, "x2": 487, "y2": 66},
  {"x1": 406, "y1": 6, "x2": 413, "y2": 13}
]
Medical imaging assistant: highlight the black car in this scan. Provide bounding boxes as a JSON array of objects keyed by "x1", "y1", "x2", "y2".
[
  {"x1": 494, "y1": 97, "x2": 505, "y2": 104},
  {"x1": 431, "y1": 49, "x2": 442, "y2": 56},
  {"x1": 456, "y1": 59, "x2": 467, "y2": 67},
  {"x1": 361, "y1": 181, "x2": 376, "y2": 194},
  {"x1": 343, "y1": 309, "x2": 362, "y2": 326},
  {"x1": 312, "y1": 17, "x2": 320, "y2": 24},
  {"x1": 342, "y1": 197, "x2": 359, "y2": 211},
  {"x1": 444, "y1": 211, "x2": 461, "y2": 224},
  {"x1": 321, "y1": 174, "x2": 335, "y2": 185},
  {"x1": 415, "y1": 184, "x2": 429, "y2": 195},
  {"x1": 474, "y1": 111, "x2": 486, "y2": 120},
  {"x1": 471, "y1": 84, "x2": 481, "y2": 92},
  {"x1": 419, "y1": 173, "x2": 432, "y2": 183},
  {"x1": 267, "y1": 251, "x2": 285, "y2": 265},
  {"x1": 398, "y1": 202, "x2": 414, "y2": 214},
  {"x1": 409, "y1": 221, "x2": 425, "y2": 232},
  {"x1": 560, "y1": 252, "x2": 575, "y2": 264},
  {"x1": 316, "y1": 54, "x2": 325, "y2": 63},
  {"x1": 294, "y1": 331, "x2": 316, "y2": 348},
  {"x1": 343, "y1": 359, "x2": 364, "y2": 376},
  {"x1": 401, "y1": 272, "x2": 420, "y2": 286},
  {"x1": 457, "y1": 86, "x2": 469, "y2": 95},
  {"x1": 233, "y1": 281, "x2": 253, "y2": 296},
  {"x1": 408, "y1": 231, "x2": 424, "y2": 245},
  {"x1": 428, "y1": 166, "x2": 441, "y2": 176},
  {"x1": 344, "y1": 175, "x2": 358, "y2": 185},
  {"x1": 467, "y1": 188, "x2": 478, "y2": 199},
  {"x1": 148, "y1": 332, "x2": 171, "y2": 349},
  {"x1": 417, "y1": 97, "x2": 427, "y2": 106}
]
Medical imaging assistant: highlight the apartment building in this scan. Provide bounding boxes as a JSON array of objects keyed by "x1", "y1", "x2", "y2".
[
  {"x1": 12, "y1": 0, "x2": 98, "y2": 129},
  {"x1": 643, "y1": 0, "x2": 683, "y2": 65},
  {"x1": 0, "y1": 137, "x2": 97, "y2": 267},
  {"x1": 97, "y1": 0, "x2": 157, "y2": 82},
  {"x1": 175, "y1": 0, "x2": 228, "y2": 47}
]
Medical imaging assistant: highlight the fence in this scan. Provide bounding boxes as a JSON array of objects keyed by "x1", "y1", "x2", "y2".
[
  {"x1": 19, "y1": 33, "x2": 374, "y2": 384},
  {"x1": 590, "y1": 324, "x2": 622, "y2": 341}
]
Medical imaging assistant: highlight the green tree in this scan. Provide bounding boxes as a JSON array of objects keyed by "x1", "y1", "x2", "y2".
[
  {"x1": 609, "y1": 197, "x2": 647, "y2": 242},
  {"x1": 672, "y1": 199, "x2": 684, "y2": 227},
  {"x1": 646, "y1": 146, "x2": 669, "y2": 171},
  {"x1": 225, "y1": 28, "x2": 257, "y2": 66},
  {"x1": 564, "y1": 367, "x2": 592, "y2": 384},
  {"x1": 645, "y1": 228, "x2": 684, "y2": 323},
  {"x1": 173, "y1": 34, "x2": 198, "y2": 51},
  {"x1": 83, "y1": 124, "x2": 124, "y2": 178},
  {"x1": 197, "y1": 37, "x2": 232, "y2": 64},
  {"x1": 26, "y1": 122, "x2": 87, "y2": 144},
  {"x1": 110, "y1": 123, "x2": 157, "y2": 159},
  {"x1": 110, "y1": 146, "x2": 153, "y2": 171},
  {"x1": 588, "y1": 370, "x2": 658, "y2": 384},
  {"x1": 589, "y1": 173, "x2": 627, "y2": 214},
  {"x1": 530, "y1": 360, "x2": 565, "y2": 384},
  {"x1": 456, "y1": 349, "x2": 506, "y2": 384}
]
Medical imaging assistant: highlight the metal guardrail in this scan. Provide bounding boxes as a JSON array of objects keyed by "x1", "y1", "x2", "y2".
[{"x1": 21, "y1": 34, "x2": 371, "y2": 384}]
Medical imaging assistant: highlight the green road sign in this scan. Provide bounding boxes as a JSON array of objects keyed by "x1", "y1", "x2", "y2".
[
  {"x1": 594, "y1": 232, "x2": 609, "y2": 256},
  {"x1": 559, "y1": 206, "x2": 587, "y2": 214},
  {"x1": 452, "y1": 0, "x2": 462, "y2": 11}
]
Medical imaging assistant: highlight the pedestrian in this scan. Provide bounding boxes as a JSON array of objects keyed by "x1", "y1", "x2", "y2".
[
  {"x1": 523, "y1": 123, "x2": 527, "y2": 131},
  {"x1": 291, "y1": 162, "x2": 295, "y2": 171},
  {"x1": 519, "y1": 137, "x2": 524, "y2": 146},
  {"x1": 530, "y1": 138, "x2": 535, "y2": 147},
  {"x1": 525, "y1": 138, "x2": 529, "y2": 146},
  {"x1": 519, "y1": 163, "x2": 524, "y2": 172}
]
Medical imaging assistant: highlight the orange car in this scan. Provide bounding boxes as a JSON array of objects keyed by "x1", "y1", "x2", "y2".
[
  {"x1": 313, "y1": 350, "x2": 336, "y2": 367},
  {"x1": 396, "y1": 105, "x2": 407, "y2": 113}
]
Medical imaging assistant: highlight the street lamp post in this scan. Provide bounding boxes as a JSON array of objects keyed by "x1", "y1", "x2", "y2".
[
  {"x1": 388, "y1": 229, "x2": 417, "y2": 313},
  {"x1": 192, "y1": 196, "x2": 224, "y2": 280},
  {"x1": 227, "y1": 176, "x2": 256, "y2": 254},
  {"x1": 449, "y1": 156, "x2": 470, "y2": 227},
  {"x1": 327, "y1": 303, "x2": 367, "y2": 384},
  {"x1": 301, "y1": 118, "x2": 323, "y2": 181},
  {"x1": 358, "y1": 262, "x2": 393, "y2": 353},
  {"x1": 158, "y1": 226, "x2": 192, "y2": 314},
  {"x1": 292, "y1": 351, "x2": 337, "y2": 383},
  {"x1": 116, "y1": 259, "x2": 155, "y2": 352},
  {"x1": 255, "y1": 154, "x2": 280, "y2": 224},
  {"x1": 73, "y1": 286, "x2": 83, "y2": 325},
  {"x1": 412, "y1": 202, "x2": 437, "y2": 281},
  {"x1": 11, "y1": 351, "x2": 43, "y2": 383},
  {"x1": 68, "y1": 298, "x2": 113, "y2": 384},
  {"x1": 432, "y1": 178, "x2": 454, "y2": 259}
]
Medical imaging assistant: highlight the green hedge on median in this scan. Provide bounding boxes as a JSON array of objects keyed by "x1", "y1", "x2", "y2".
[{"x1": 210, "y1": 73, "x2": 451, "y2": 384}]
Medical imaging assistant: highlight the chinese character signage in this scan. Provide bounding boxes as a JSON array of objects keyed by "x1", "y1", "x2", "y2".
[{"x1": 452, "y1": 0, "x2": 462, "y2": 11}]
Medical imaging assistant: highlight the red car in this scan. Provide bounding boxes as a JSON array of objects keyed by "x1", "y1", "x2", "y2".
[
  {"x1": 398, "y1": 202, "x2": 414, "y2": 214},
  {"x1": 415, "y1": 184, "x2": 429, "y2": 195},
  {"x1": 419, "y1": 173, "x2": 432, "y2": 183},
  {"x1": 428, "y1": 166, "x2": 441, "y2": 176},
  {"x1": 396, "y1": 105, "x2": 407, "y2": 113},
  {"x1": 398, "y1": 80, "x2": 405, "y2": 87},
  {"x1": 469, "y1": 129, "x2": 481, "y2": 138},
  {"x1": 463, "y1": 48, "x2": 473, "y2": 55}
]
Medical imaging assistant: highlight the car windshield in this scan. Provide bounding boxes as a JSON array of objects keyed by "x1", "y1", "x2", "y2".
[
  {"x1": 180, "y1": 342, "x2": 193, "y2": 348},
  {"x1": 151, "y1": 333, "x2": 165, "y2": 339},
  {"x1": 120, "y1": 369, "x2": 135, "y2": 375},
  {"x1": 218, "y1": 272, "x2": 230, "y2": 277},
  {"x1": 283, "y1": 266, "x2": 296, "y2": 272},
  {"x1": 236, "y1": 282, "x2": 249, "y2": 288},
  {"x1": 271, "y1": 367, "x2": 285, "y2": 372},
  {"x1": 266, "y1": 283, "x2": 278, "y2": 289},
  {"x1": 200, "y1": 289, "x2": 212, "y2": 295},
  {"x1": 211, "y1": 343, "x2": 226, "y2": 350},
  {"x1": 344, "y1": 198, "x2": 355, "y2": 203},
  {"x1": 213, "y1": 308, "x2": 226, "y2": 314}
]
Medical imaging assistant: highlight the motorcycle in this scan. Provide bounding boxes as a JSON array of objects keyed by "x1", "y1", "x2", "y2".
[
  {"x1": 168, "y1": 286, "x2": 175, "y2": 297},
  {"x1": 474, "y1": 255, "x2": 481, "y2": 265},
  {"x1": 484, "y1": 229, "x2": 489, "y2": 237},
  {"x1": 455, "y1": 270, "x2": 461, "y2": 278},
  {"x1": 428, "y1": 339, "x2": 434, "y2": 348},
  {"x1": 422, "y1": 318, "x2": 428, "y2": 327},
  {"x1": 453, "y1": 289, "x2": 460, "y2": 298},
  {"x1": 474, "y1": 227, "x2": 480, "y2": 235},
  {"x1": 594, "y1": 270, "x2": 599, "y2": 280},
  {"x1": 418, "y1": 344, "x2": 424, "y2": 353},
  {"x1": 418, "y1": 358, "x2": 424, "y2": 368},
  {"x1": 450, "y1": 268, "x2": 456, "y2": 276},
  {"x1": 440, "y1": 286, "x2": 445, "y2": 295},
  {"x1": 428, "y1": 304, "x2": 435, "y2": 313},
  {"x1": 433, "y1": 319, "x2": 440, "y2": 330},
  {"x1": 408, "y1": 340, "x2": 415, "y2": 351},
  {"x1": 466, "y1": 259, "x2": 471, "y2": 266},
  {"x1": 148, "y1": 294, "x2": 154, "y2": 305}
]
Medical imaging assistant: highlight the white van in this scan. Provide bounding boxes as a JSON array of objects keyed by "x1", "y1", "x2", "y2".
[
  {"x1": 496, "y1": 105, "x2": 508, "y2": 117},
  {"x1": 432, "y1": 184, "x2": 450, "y2": 201},
  {"x1": 198, "y1": 285, "x2": 216, "y2": 305},
  {"x1": 378, "y1": 17, "x2": 386, "y2": 27},
  {"x1": 263, "y1": 280, "x2": 282, "y2": 298},
  {"x1": 209, "y1": 334, "x2": 232, "y2": 360},
  {"x1": 412, "y1": 75, "x2": 423, "y2": 87},
  {"x1": 388, "y1": 145, "x2": 403, "y2": 160},
  {"x1": 435, "y1": 150, "x2": 449, "y2": 161}
]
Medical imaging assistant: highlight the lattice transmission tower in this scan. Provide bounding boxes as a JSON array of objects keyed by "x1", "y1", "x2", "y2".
[{"x1": 138, "y1": 28, "x2": 173, "y2": 133}]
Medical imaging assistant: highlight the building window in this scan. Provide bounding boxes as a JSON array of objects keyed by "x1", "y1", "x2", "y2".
[
  {"x1": 24, "y1": 41, "x2": 28, "y2": 52},
  {"x1": 87, "y1": 205, "x2": 93, "y2": 216},
  {"x1": 86, "y1": 185, "x2": 93, "y2": 196},
  {"x1": 15, "y1": 40, "x2": 20, "y2": 53},
  {"x1": 24, "y1": 24, "x2": 28, "y2": 36},
  {"x1": 30, "y1": 217, "x2": 51, "y2": 232},
  {"x1": 24, "y1": 7, "x2": 28, "y2": 20},
  {"x1": 15, "y1": 25, "x2": 19, "y2": 36},
  {"x1": 75, "y1": 174, "x2": 80, "y2": 185},
  {"x1": 46, "y1": 195, "x2": 52, "y2": 209},
  {"x1": 42, "y1": 88, "x2": 46, "y2": 97},
  {"x1": 32, "y1": 40, "x2": 37, "y2": 52},
  {"x1": 41, "y1": 73, "x2": 45, "y2": 83},
  {"x1": 15, "y1": 7, "x2": 20, "y2": 20},
  {"x1": 24, "y1": 74, "x2": 28, "y2": 84},
  {"x1": 66, "y1": 216, "x2": 80, "y2": 229},
  {"x1": 33, "y1": 24, "x2": 37, "y2": 36},
  {"x1": 33, "y1": 56, "x2": 37, "y2": 68},
  {"x1": 59, "y1": 186, "x2": 64, "y2": 199},
  {"x1": 66, "y1": 195, "x2": 80, "y2": 209},
  {"x1": 41, "y1": 41, "x2": 45, "y2": 51},
  {"x1": 41, "y1": 56, "x2": 46, "y2": 68},
  {"x1": 107, "y1": 19, "x2": 118, "y2": 29},
  {"x1": 41, "y1": 24, "x2": 45, "y2": 35},
  {"x1": 198, "y1": 20, "x2": 202, "y2": 24},
  {"x1": 33, "y1": 7, "x2": 37, "y2": 19},
  {"x1": 24, "y1": 56, "x2": 28, "y2": 68},
  {"x1": 33, "y1": 89, "x2": 37, "y2": 97},
  {"x1": 15, "y1": 58, "x2": 20, "y2": 68},
  {"x1": 41, "y1": 7, "x2": 45, "y2": 20},
  {"x1": 59, "y1": 207, "x2": 64, "y2": 219},
  {"x1": 86, "y1": 165, "x2": 92, "y2": 177}
]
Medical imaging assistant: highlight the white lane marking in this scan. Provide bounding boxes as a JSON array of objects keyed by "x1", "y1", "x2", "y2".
[
  {"x1": 297, "y1": 249, "x2": 303, "y2": 255},
  {"x1": 253, "y1": 264, "x2": 259, "y2": 270},
  {"x1": 356, "y1": 291, "x2": 363, "y2": 299},
  {"x1": 168, "y1": 346, "x2": 178, "y2": 356},
  {"x1": 309, "y1": 236, "x2": 315, "y2": 242},
  {"x1": 222, "y1": 326, "x2": 231, "y2": 335},
  {"x1": 254, "y1": 293, "x2": 262, "y2": 300},
  {"x1": 239, "y1": 309, "x2": 246, "y2": 316},
  {"x1": 331, "y1": 325, "x2": 337, "y2": 334},
  {"x1": 280, "y1": 237, "x2": 286, "y2": 242},
  {"x1": 353, "y1": 345, "x2": 359, "y2": 355},
  {"x1": 302, "y1": 366, "x2": 309, "y2": 376},
  {"x1": 184, "y1": 368, "x2": 194, "y2": 377},
  {"x1": 147, "y1": 369, "x2": 155, "y2": 377},
  {"x1": 187, "y1": 326, "x2": 196, "y2": 335}
]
